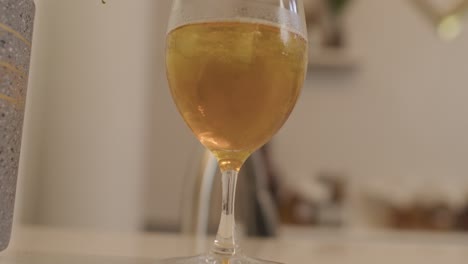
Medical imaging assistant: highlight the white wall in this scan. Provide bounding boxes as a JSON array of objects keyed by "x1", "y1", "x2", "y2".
[
  {"x1": 19, "y1": 0, "x2": 164, "y2": 231},
  {"x1": 272, "y1": 0, "x2": 468, "y2": 211},
  {"x1": 17, "y1": 0, "x2": 468, "y2": 230},
  {"x1": 18, "y1": 0, "x2": 199, "y2": 231}
]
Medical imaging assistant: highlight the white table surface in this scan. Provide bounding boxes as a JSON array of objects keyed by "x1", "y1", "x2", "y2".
[{"x1": 1, "y1": 225, "x2": 468, "y2": 264}]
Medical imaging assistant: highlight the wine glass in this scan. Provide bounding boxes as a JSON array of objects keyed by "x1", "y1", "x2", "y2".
[{"x1": 165, "y1": 0, "x2": 308, "y2": 263}]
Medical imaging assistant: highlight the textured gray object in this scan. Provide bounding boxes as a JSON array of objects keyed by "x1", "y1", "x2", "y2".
[{"x1": 0, "y1": 0, "x2": 34, "y2": 251}]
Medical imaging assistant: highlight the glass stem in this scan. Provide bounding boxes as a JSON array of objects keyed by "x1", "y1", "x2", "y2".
[{"x1": 212, "y1": 169, "x2": 239, "y2": 256}]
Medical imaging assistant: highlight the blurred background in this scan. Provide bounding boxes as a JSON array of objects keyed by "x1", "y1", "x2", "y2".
[{"x1": 14, "y1": 0, "x2": 468, "y2": 237}]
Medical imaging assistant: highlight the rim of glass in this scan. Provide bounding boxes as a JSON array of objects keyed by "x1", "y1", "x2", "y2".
[{"x1": 167, "y1": 0, "x2": 308, "y2": 39}]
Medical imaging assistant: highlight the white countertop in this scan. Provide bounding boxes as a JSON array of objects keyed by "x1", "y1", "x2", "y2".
[{"x1": 1, "y1": 225, "x2": 468, "y2": 264}]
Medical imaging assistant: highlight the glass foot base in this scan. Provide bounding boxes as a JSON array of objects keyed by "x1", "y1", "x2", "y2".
[{"x1": 160, "y1": 254, "x2": 282, "y2": 264}]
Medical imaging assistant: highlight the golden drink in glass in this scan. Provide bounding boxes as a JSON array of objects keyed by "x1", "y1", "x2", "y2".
[{"x1": 167, "y1": 21, "x2": 307, "y2": 171}]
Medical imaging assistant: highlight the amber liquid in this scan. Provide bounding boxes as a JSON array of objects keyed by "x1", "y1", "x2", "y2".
[{"x1": 166, "y1": 21, "x2": 307, "y2": 171}]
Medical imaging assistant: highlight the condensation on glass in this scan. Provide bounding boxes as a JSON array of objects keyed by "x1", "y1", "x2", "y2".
[{"x1": 0, "y1": 0, "x2": 34, "y2": 251}]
